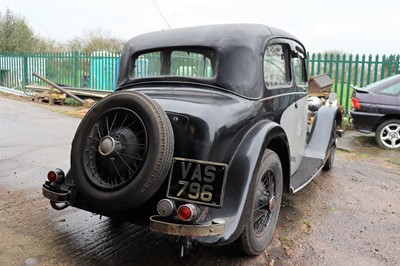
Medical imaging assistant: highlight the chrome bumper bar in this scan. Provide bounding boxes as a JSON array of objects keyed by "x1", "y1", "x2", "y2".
[{"x1": 150, "y1": 215, "x2": 225, "y2": 237}]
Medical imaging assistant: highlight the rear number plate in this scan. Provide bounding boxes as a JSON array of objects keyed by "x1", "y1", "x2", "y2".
[{"x1": 167, "y1": 158, "x2": 228, "y2": 207}]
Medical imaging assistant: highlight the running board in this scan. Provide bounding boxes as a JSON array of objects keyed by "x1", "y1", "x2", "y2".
[{"x1": 290, "y1": 156, "x2": 323, "y2": 193}]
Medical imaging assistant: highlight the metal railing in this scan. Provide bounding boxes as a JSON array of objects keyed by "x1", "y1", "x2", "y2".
[
  {"x1": 1, "y1": 51, "x2": 399, "y2": 112},
  {"x1": 0, "y1": 51, "x2": 120, "y2": 91}
]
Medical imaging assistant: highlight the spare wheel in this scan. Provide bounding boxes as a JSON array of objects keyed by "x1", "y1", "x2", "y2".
[{"x1": 71, "y1": 91, "x2": 174, "y2": 212}]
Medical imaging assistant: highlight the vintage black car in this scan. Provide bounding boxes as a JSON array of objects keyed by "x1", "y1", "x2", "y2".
[
  {"x1": 350, "y1": 74, "x2": 400, "y2": 150},
  {"x1": 42, "y1": 24, "x2": 342, "y2": 256}
]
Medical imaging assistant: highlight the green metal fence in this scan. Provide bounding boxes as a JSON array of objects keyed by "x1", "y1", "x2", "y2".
[
  {"x1": 0, "y1": 51, "x2": 120, "y2": 91},
  {"x1": 1, "y1": 51, "x2": 399, "y2": 112}
]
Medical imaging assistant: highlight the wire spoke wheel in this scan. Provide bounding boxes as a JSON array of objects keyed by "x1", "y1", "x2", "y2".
[
  {"x1": 253, "y1": 170, "x2": 276, "y2": 237},
  {"x1": 71, "y1": 91, "x2": 174, "y2": 211},
  {"x1": 240, "y1": 149, "x2": 282, "y2": 256},
  {"x1": 85, "y1": 108, "x2": 148, "y2": 190}
]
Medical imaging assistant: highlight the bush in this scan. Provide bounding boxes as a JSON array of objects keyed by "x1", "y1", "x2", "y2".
[{"x1": 65, "y1": 98, "x2": 81, "y2": 106}]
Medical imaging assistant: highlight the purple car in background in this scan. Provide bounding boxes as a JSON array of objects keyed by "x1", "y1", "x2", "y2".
[{"x1": 350, "y1": 74, "x2": 400, "y2": 150}]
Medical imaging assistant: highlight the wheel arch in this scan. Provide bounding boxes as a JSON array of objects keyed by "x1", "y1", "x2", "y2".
[
  {"x1": 265, "y1": 133, "x2": 290, "y2": 193},
  {"x1": 199, "y1": 120, "x2": 290, "y2": 246},
  {"x1": 376, "y1": 114, "x2": 400, "y2": 129}
]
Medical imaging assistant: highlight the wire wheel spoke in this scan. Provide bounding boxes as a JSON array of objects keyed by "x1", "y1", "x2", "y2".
[
  {"x1": 253, "y1": 169, "x2": 276, "y2": 237},
  {"x1": 84, "y1": 107, "x2": 148, "y2": 190}
]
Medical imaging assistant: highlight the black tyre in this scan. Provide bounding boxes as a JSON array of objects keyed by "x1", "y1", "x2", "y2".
[
  {"x1": 323, "y1": 144, "x2": 335, "y2": 170},
  {"x1": 71, "y1": 91, "x2": 174, "y2": 211},
  {"x1": 240, "y1": 149, "x2": 283, "y2": 256},
  {"x1": 375, "y1": 119, "x2": 400, "y2": 150},
  {"x1": 323, "y1": 120, "x2": 337, "y2": 171}
]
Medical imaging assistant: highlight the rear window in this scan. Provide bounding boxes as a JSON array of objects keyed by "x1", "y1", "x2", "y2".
[{"x1": 132, "y1": 49, "x2": 214, "y2": 79}]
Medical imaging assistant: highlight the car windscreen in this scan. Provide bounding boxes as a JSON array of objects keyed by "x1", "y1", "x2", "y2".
[{"x1": 131, "y1": 49, "x2": 214, "y2": 79}]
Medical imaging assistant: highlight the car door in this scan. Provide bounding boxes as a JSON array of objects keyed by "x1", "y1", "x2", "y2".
[{"x1": 263, "y1": 39, "x2": 308, "y2": 175}]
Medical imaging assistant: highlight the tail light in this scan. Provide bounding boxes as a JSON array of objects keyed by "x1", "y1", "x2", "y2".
[
  {"x1": 47, "y1": 168, "x2": 65, "y2": 183},
  {"x1": 351, "y1": 97, "x2": 361, "y2": 109},
  {"x1": 177, "y1": 204, "x2": 199, "y2": 222}
]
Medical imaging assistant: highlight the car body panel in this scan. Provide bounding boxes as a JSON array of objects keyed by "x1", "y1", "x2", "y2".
[{"x1": 42, "y1": 24, "x2": 338, "y2": 247}]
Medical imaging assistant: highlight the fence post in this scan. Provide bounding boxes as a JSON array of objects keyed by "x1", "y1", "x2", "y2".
[
  {"x1": 353, "y1": 54, "x2": 359, "y2": 85},
  {"x1": 366, "y1": 54, "x2": 373, "y2": 84},
  {"x1": 387, "y1": 55, "x2": 394, "y2": 77},
  {"x1": 311, "y1": 53, "x2": 315, "y2": 77},
  {"x1": 334, "y1": 54, "x2": 340, "y2": 93},
  {"x1": 373, "y1": 55, "x2": 379, "y2": 82},
  {"x1": 23, "y1": 52, "x2": 29, "y2": 87},
  {"x1": 317, "y1": 53, "x2": 321, "y2": 74},
  {"x1": 346, "y1": 54, "x2": 353, "y2": 111},
  {"x1": 340, "y1": 54, "x2": 346, "y2": 105},
  {"x1": 360, "y1": 54, "x2": 366, "y2": 87},
  {"x1": 73, "y1": 51, "x2": 78, "y2": 87},
  {"x1": 328, "y1": 54, "x2": 333, "y2": 78}
]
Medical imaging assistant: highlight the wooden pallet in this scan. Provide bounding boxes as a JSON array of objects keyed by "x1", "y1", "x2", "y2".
[
  {"x1": 32, "y1": 96, "x2": 66, "y2": 105},
  {"x1": 31, "y1": 88, "x2": 66, "y2": 105}
]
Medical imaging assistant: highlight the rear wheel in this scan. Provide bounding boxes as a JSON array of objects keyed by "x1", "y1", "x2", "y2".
[
  {"x1": 71, "y1": 91, "x2": 174, "y2": 212},
  {"x1": 240, "y1": 149, "x2": 283, "y2": 255},
  {"x1": 323, "y1": 120, "x2": 337, "y2": 171},
  {"x1": 375, "y1": 119, "x2": 400, "y2": 150}
]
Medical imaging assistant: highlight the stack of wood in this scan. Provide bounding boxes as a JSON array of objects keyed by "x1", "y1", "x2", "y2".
[{"x1": 32, "y1": 87, "x2": 66, "y2": 105}]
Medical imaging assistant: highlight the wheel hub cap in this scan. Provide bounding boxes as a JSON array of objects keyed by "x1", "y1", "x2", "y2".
[
  {"x1": 268, "y1": 196, "x2": 276, "y2": 212},
  {"x1": 99, "y1": 136, "x2": 117, "y2": 156}
]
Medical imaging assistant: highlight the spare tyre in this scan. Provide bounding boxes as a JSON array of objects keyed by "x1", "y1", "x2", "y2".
[{"x1": 71, "y1": 91, "x2": 174, "y2": 212}]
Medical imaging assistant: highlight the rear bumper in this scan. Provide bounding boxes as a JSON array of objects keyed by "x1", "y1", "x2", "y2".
[
  {"x1": 349, "y1": 110, "x2": 384, "y2": 133},
  {"x1": 42, "y1": 183, "x2": 70, "y2": 203},
  {"x1": 150, "y1": 215, "x2": 225, "y2": 237}
]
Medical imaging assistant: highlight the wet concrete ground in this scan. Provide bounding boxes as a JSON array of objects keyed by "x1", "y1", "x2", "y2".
[{"x1": 1, "y1": 95, "x2": 399, "y2": 265}]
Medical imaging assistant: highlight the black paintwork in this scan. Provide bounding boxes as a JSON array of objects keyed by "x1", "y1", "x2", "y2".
[{"x1": 44, "y1": 24, "x2": 339, "y2": 246}]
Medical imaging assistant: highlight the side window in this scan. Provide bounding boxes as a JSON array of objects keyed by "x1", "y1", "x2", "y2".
[
  {"x1": 377, "y1": 83, "x2": 400, "y2": 95},
  {"x1": 264, "y1": 44, "x2": 291, "y2": 87},
  {"x1": 293, "y1": 49, "x2": 307, "y2": 86}
]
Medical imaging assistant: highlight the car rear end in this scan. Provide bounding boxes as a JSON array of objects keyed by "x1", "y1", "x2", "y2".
[{"x1": 349, "y1": 87, "x2": 385, "y2": 133}]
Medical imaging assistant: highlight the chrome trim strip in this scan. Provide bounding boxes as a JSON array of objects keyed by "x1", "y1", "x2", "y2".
[
  {"x1": 258, "y1": 92, "x2": 307, "y2": 102},
  {"x1": 150, "y1": 215, "x2": 225, "y2": 236},
  {"x1": 290, "y1": 166, "x2": 323, "y2": 193}
]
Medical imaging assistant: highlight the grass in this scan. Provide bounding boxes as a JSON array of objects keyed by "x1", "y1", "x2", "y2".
[
  {"x1": 332, "y1": 82, "x2": 353, "y2": 113},
  {"x1": 65, "y1": 98, "x2": 81, "y2": 106}
]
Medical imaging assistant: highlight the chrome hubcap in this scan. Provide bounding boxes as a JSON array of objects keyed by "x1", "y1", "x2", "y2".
[
  {"x1": 380, "y1": 123, "x2": 400, "y2": 149},
  {"x1": 99, "y1": 136, "x2": 117, "y2": 156}
]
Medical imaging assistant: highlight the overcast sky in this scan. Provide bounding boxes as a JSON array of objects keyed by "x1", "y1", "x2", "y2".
[{"x1": 1, "y1": 0, "x2": 399, "y2": 55}]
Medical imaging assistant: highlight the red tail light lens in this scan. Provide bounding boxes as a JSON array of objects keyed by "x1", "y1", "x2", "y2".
[
  {"x1": 351, "y1": 97, "x2": 361, "y2": 109},
  {"x1": 47, "y1": 168, "x2": 65, "y2": 183},
  {"x1": 177, "y1": 204, "x2": 199, "y2": 222}
]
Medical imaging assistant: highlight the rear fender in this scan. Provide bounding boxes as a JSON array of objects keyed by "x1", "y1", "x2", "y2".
[{"x1": 195, "y1": 120, "x2": 290, "y2": 245}]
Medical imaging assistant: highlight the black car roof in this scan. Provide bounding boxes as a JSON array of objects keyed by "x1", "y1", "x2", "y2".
[
  {"x1": 123, "y1": 24, "x2": 297, "y2": 51},
  {"x1": 117, "y1": 24, "x2": 303, "y2": 98}
]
